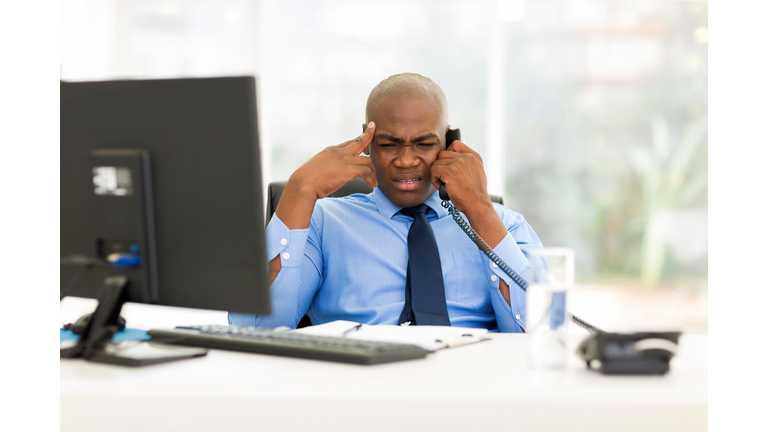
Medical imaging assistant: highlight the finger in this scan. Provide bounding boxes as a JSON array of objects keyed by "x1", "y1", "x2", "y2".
[
  {"x1": 437, "y1": 150, "x2": 460, "y2": 160},
  {"x1": 334, "y1": 122, "x2": 374, "y2": 148},
  {"x1": 352, "y1": 165, "x2": 377, "y2": 189},
  {"x1": 429, "y1": 164, "x2": 447, "y2": 191},
  {"x1": 446, "y1": 140, "x2": 479, "y2": 155},
  {"x1": 354, "y1": 155, "x2": 376, "y2": 168},
  {"x1": 354, "y1": 156, "x2": 378, "y2": 188},
  {"x1": 344, "y1": 121, "x2": 376, "y2": 154},
  {"x1": 354, "y1": 155, "x2": 377, "y2": 175}
]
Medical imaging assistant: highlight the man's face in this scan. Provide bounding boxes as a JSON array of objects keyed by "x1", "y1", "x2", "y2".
[{"x1": 366, "y1": 96, "x2": 446, "y2": 209}]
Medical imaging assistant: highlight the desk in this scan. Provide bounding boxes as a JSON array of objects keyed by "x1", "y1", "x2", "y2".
[{"x1": 60, "y1": 333, "x2": 707, "y2": 432}]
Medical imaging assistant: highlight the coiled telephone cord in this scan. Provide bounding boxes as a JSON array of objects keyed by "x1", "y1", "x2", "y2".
[{"x1": 441, "y1": 200, "x2": 606, "y2": 335}]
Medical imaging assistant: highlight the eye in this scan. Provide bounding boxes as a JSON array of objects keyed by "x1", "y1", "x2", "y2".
[
  {"x1": 417, "y1": 143, "x2": 437, "y2": 148},
  {"x1": 378, "y1": 142, "x2": 396, "y2": 148}
]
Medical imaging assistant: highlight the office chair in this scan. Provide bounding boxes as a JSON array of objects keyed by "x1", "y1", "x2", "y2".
[{"x1": 265, "y1": 177, "x2": 504, "y2": 328}]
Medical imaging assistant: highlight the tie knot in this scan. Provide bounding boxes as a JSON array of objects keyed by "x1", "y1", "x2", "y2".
[{"x1": 399, "y1": 203, "x2": 430, "y2": 219}]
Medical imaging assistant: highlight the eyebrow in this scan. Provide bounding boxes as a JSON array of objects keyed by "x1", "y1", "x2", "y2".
[{"x1": 377, "y1": 133, "x2": 439, "y2": 143}]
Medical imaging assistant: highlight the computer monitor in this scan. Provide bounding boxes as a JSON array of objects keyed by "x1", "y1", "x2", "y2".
[{"x1": 60, "y1": 76, "x2": 270, "y2": 362}]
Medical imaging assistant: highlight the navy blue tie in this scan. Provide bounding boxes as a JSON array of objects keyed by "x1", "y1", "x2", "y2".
[{"x1": 397, "y1": 204, "x2": 451, "y2": 326}]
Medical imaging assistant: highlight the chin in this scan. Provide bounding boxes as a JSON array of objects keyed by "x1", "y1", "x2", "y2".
[{"x1": 384, "y1": 187, "x2": 434, "y2": 209}]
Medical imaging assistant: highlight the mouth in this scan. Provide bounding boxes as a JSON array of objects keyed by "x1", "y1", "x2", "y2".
[{"x1": 391, "y1": 175, "x2": 424, "y2": 191}]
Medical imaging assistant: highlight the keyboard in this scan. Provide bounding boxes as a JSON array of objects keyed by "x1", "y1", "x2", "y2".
[{"x1": 147, "y1": 325, "x2": 430, "y2": 365}]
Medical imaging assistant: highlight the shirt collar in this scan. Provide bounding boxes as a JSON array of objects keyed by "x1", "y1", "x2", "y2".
[{"x1": 373, "y1": 187, "x2": 450, "y2": 220}]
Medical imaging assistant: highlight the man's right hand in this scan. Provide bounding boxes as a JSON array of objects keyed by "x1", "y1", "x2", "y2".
[{"x1": 274, "y1": 121, "x2": 377, "y2": 230}]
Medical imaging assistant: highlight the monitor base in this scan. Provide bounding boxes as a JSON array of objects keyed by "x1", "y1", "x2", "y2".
[
  {"x1": 84, "y1": 342, "x2": 208, "y2": 366},
  {"x1": 61, "y1": 274, "x2": 208, "y2": 366}
]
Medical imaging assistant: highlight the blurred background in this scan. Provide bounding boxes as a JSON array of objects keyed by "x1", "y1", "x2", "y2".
[{"x1": 60, "y1": 0, "x2": 707, "y2": 332}]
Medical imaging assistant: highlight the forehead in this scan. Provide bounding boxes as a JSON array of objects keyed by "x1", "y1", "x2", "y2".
[{"x1": 369, "y1": 96, "x2": 443, "y2": 131}]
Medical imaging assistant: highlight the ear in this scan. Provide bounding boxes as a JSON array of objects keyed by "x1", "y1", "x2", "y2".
[{"x1": 362, "y1": 123, "x2": 371, "y2": 155}]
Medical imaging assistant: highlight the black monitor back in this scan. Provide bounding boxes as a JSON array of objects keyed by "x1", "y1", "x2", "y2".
[{"x1": 61, "y1": 76, "x2": 270, "y2": 315}]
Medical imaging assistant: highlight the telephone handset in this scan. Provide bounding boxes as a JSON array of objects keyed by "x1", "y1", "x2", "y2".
[
  {"x1": 439, "y1": 128, "x2": 604, "y2": 334},
  {"x1": 439, "y1": 128, "x2": 462, "y2": 200}
]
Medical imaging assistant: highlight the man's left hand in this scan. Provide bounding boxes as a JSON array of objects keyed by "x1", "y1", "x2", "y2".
[{"x1": 429, "y1": 140, "x2": 494, "y2": 217}]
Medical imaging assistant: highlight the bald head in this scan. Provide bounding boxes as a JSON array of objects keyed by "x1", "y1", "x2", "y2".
[{"x1": 365, "y1": 73, "x2": 449, "y2": 129}]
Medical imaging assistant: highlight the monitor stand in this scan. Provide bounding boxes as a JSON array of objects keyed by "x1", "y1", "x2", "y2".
[{"x1": 60, "y1": 275, "x2": 208, "y2": 366}]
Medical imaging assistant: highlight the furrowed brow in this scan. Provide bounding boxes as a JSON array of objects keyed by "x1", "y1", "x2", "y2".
[
  {"x1": 412, "y1": 133, "x2": 439, "y2": 143},
  {"x1": 377, "y1": 133, "x2": 439, "y2": 143},
  {"x1": 377, "y1": 133, "x2": 404, "y2": 143}
]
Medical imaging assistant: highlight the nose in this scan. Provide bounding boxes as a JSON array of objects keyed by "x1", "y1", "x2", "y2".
[{"x1": 394, "y1": 146, "x2": 420, "y2": 168}]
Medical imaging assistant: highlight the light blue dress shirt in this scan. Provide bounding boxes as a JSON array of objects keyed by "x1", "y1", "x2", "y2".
[{"x1": 229, "y1": 188, "x2": 542, "y2": 332}]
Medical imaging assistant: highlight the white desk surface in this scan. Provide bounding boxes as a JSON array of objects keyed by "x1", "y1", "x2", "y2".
[{"x1": 61, "y1": 333, "x2": 707, "y2": 432}]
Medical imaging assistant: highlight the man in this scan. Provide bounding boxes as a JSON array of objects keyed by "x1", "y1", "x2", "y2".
[{"x1": 230, "y1": 73, "x2": 542, "y2": 332}]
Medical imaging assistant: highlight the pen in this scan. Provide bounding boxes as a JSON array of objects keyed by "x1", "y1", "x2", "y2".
[{"x1": 342, "y1": 324, "x2": 363, "y2": 337}]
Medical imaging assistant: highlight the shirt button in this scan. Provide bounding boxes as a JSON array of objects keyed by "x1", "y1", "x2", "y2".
[
  {"x1": 515, "y1": 314, "x2": 521, "y2": 320},
  {"x1": 492, "y1": 262, "x2": 498, "y2": 268},
  {"x1": 491, "y1": 275, "x2": 497, "y2": 282},
  {"x1": 282, "y1": 253, "x2": 290, "y2": 260},
  {"x1": 280, "y1": 238, "x2": 287, "y2": 245}
]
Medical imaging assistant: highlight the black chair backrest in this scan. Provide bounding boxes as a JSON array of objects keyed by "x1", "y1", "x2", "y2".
[{"x1": 265, "y1": 178, "x2": 504, "y2": 226}]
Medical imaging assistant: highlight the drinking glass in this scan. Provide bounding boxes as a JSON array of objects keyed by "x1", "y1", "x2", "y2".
[{"x1": 526, "y1": 247, "x2": 574, "y2": 369}]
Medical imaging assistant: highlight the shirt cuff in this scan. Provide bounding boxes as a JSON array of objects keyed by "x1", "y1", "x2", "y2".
[
  {"x1": 483, "y1": 232, "x2": 528, "y2": 330},
  {"x1": 487, "y1": 233, "x2": 528, "y2": 282},
  {"x1": 265, "y1": 214, "x2": 309, "y2": 268}
]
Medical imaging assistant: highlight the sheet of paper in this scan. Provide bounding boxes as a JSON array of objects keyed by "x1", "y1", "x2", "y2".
[
  {"x1": 347, "y1": 325, "x2": 489, "y2": 351},
  {"x1": 291, "y1": 320, "x2": 362, "y2": 337},
  {"x1": 293, "y1": 320, "x2": 489, "y2": 352}
]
